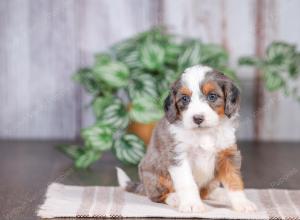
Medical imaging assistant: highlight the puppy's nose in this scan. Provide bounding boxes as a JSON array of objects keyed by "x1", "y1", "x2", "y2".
[{"x1": 193, "y1": 115, "x2": 204, "y2": 125}]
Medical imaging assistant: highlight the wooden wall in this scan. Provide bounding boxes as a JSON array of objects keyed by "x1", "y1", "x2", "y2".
[{"x1": 0, "y1": 0, "x2": 299, "y2": 141}]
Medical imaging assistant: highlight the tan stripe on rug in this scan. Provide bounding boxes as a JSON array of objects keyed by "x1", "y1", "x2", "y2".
[
  {"x1": 287, "y1": 190, "x2": 300, "y2": 217},
  {"x1": 76, "y1": 187, "x2": 96, "y2": 217},
  {"x1": 271, "y1": 189, "x2": 297, "y2": 218},
  {"x1": 108, "y1": 187, "x2": 125, "y2": 217},
  {"x1": 259, "y1": 189, "x2": 281, "y2": 218},
  {"x1": 90, "y1": 186, "x2": 110, "y2": 217}
]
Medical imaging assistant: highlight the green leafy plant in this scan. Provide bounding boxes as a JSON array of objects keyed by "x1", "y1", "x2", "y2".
[
  {"x1": 60, "y1": 28, "x2": 236, "y2": 168},
  {"x1": 239, "y1": 42, "x2": 300, "y2": 101}
]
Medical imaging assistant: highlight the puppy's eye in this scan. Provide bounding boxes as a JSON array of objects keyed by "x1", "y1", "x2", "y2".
[
  {"x1": 181, "y1": 95, "x2": 190, "y2": 105},
  {"x1": 207, "y1": 93, "x2": 218, "y2": 102}
]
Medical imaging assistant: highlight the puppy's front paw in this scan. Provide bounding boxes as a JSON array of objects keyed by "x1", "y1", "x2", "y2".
[
  {"x1": 165, "y1": 193, "x2": 179, "y2": 208},
  {"x1": 178, "y1": 199, "x2": 206, "y2": 213},
  {"x1": 232, "y1": 198, "x2": 257, "y2": 212}
]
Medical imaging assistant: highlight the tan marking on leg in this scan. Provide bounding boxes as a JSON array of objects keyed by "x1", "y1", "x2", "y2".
[
  {"x1": 200, "y1": 179, "x2": 220, "y2": 200},
  {"x1": 158, "y1": 174, "x2": 174, "y2": 203},
  {"x1": 200, "y1": 187, "x2": 209, "y2": 200},
  {"x1": 216, "y1": 146, "x2": 244, "y2": 191}
]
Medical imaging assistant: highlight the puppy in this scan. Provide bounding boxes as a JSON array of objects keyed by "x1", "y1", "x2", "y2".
[{"x1": 117, "y1": 65, "x2": 256, "y2": 213}]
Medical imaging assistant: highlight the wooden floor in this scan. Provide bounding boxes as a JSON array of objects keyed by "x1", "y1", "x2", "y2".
[{"x1": 0, "y1": 140, "x2": 299, "y2": 220}]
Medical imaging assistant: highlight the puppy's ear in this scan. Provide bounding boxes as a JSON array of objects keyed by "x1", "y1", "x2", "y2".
[
  {"x1": 164, "y1": 88, "x2": 178, "y2": 123},
  {"x1": 223, "y1": 81, "x2": 240, "y2": 118}
]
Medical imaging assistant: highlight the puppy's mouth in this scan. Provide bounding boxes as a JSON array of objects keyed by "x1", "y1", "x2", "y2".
[
  {"x1": 192, "y1": 123, "x2": 217, "y2": 130},
  {"x1": 193, "y1": 124, "x2": 210, "y2": 129}
]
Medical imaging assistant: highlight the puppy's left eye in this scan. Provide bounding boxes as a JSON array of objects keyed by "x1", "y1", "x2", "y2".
[
  {"x1": 207, "y1": 93, "x2": 218, "y2": 102},
  {"x1": 181, "y1": 95, "x2": 190, "y2": 105}
]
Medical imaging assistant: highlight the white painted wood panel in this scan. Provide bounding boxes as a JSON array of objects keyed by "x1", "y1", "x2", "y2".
[
  {"x1": 0, "y1": 0, "x2": 78, "y2": 139},
  {"x1": 213, "y1": 0, "x2": 257, "y2": 140},
  {"x1": 259, "y1": 0, "x2": 300, "y2": 141},
  {"x1": 77, "y1": 0, "x2": 163, "y2": 128},
  {"x1": 0, "y1": 0, "x2": 299, "y2": 141},
  {"x1": 163, "y1": 0, "x2": 223, "y2": 43}
]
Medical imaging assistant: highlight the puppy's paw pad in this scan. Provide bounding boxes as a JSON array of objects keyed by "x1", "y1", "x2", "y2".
[
  {"x1": 178, "y1": 201, "x2": 206, "y2": 213},
  {"x1": 233, "y1": 199, "x2": 257, "y2": 212},
  {"x1": 165, "y1": 193, "x2": 179, "y2": 208}
]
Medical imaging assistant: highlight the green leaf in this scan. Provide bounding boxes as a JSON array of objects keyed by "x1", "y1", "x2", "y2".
[
  {"x1": 164, "y1": 42, "x2": 182, "y2": 64},
  {"x1": 135, "y1": 27, "x2": 170, "y2": 45},
  {"x1": 238, "y1": 41, "x2": 300, "y2": 102},
  {"x1": 140, "y1": 41, "x2": 165, "y2": 70},
  {"x1": 120, "y1": 50, "x2": 142, "y2": 69},
  {"x1": 101, "y1": 99, "x2": 129, "y2": 129},
  {"x1": 128, "y1": 73, "x2": 158, "y2": 100},
  {"x1": 75, "y1": 150, "x2": 102, "y2": 169},
  {"x1": 81, "y1": 124, "x2": 114, "y2": 151},
  {"x1": 73, "y1": 68, "x2": 100, "y2": 94},
  {"x1": 157, "y1": 68, "x2": 179, "y2": 94},
  {"x1": 58, "y1": 144, "x2": 85, "y2": 160},
  {"x1": 113, "y1": 134, "x2": 145, "y2": 165},
  {"x1": 266, "y1": 42, "x2": 295, "y2": 66},
  {"x1": 92, "y1": 96, "x2": 114, "y2": 119},
  {"x1": 157, "y1": 89, "x2": 170, "y2": 109},
  {"x1": 263, "y1": 70, "x2": 284, "y2": 91},
  {"x1": 288, "y1": 53, "x2": 300, "y2": 78},
  {"x1": 94, "y1": 53, "x2": 112, "y2": 65},
  {"x1": 113, "y1": 39, "x2": 142, "y2": 69},
  {"x1": 93, "y1": 61, "x2": 129, "y2": 88},
  {"x1": 113, "y1": 38, "x2": 137, "y2": 57},
  {"x1": 200, "y1": 44, "x2": 228, "y2": 68},
  {"x1": 238, "y1": 56, "x2": 262, "y2": 66},
  {"x1": 130, "y1": 97, "x2": 163, "y2": 123},
  {"x1": 178, "y1": 40, "x2": 202, "y2": 71}
]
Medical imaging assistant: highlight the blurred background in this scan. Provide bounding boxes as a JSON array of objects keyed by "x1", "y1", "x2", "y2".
[
  {"x1": 2, "y1": 2, "x2": 300, "y2": 219},
  {"x1": 1, "y1": 0, "x2": 300, "y2": 144}
]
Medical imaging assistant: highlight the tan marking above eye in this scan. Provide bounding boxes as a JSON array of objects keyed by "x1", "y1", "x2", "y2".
[
  {"x1": 201, "y1": 81, "x2": 217, "y2": 95},
  {"x1": 216, "y1": 105, "x2": 225, "y2": 116},
  {"x1": 201, "y1": 81, "x2": 225, "y2": 117},
  {"x1": 178, "y1": 86, "x2": 192, "y2": 97}
]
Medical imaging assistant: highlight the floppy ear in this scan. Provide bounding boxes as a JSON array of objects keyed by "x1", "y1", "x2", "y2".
[
  {"x1": 223, "y1": 81, "x2": 240, "y2": 118},
  {"x1": 163, "y1": 89, "x2": 178, "y2": 123}
]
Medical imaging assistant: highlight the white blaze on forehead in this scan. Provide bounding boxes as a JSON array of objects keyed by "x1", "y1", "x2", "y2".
[
  {"x1": 179, "y1": 65, "x2": 219, "y2": 129},
  {"x1": 181, "y1": 65, "x2": 212, "y2": 94}
]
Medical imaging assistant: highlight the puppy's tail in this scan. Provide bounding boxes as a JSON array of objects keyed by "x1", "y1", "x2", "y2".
[{"x1": 116, "y1": 167, "x2": 145, "y2": 195}]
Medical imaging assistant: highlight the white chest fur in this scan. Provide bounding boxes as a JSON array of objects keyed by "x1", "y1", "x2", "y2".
[
  {"x1": 188, "y1": 146, "x2": 216, "y2": 187},
  {"x1": 170, "y1": 119, "x2": 237, "y2": 187}
]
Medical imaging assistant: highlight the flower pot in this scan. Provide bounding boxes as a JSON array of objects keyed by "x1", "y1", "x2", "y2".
[{"x1": 128, "y1": 121, "x2": 156, "y2": 146}]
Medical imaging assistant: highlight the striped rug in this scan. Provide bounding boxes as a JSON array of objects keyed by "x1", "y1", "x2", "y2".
[{"x1": 37, "y1": 183, "x2": 300, "y2": 219}]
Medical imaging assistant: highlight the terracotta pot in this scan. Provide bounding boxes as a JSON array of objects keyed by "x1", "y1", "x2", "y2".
[{"x1": 128, "y1": 121, "x2": 156, "y2": 146}]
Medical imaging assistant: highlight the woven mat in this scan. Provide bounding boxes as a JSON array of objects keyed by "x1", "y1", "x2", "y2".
[{"x1": 37, "y1": 183, "x2": 300, "y2": 219}]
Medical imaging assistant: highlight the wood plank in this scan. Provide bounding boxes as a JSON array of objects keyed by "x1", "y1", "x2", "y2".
[
  {"x1": 0, "y1": 0, "x2": 299, "y2": 141},
  {"x1": 0, "y1": 0, "x2": 31, "y2": 138},
  {"x1": 163, "y1": 0, "x2": 223, "y2": 43},
  {"x1": 222, "y1": 0, "x2": 256, "y2": 140},
  {"x1": 259, "y1": 0, "x2": 300, "y2": 141},
  {"x1": 0, "y1": 0, "x2": 78, "y2": 139},
  {"x1": 77, "y1": 0, "x2": 164, "y2": 129}
]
